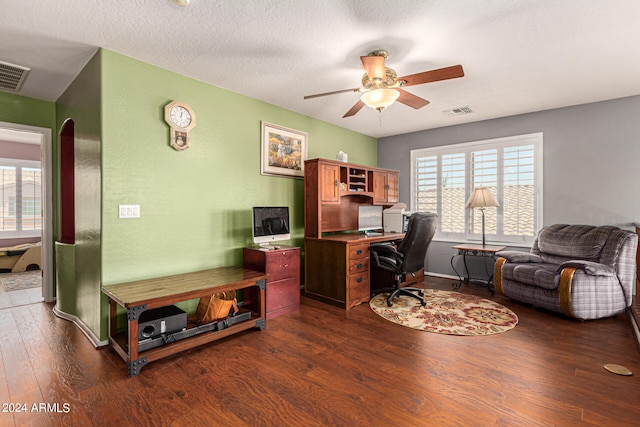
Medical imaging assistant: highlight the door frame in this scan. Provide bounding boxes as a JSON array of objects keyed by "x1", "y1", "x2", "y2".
[{"x1": 0, "y1": 121, "x2": 54, "y2": 302}]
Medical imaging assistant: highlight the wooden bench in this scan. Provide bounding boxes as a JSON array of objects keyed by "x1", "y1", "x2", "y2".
[{"x1": 102, "y1": 266, "x2": 267, "y2": 376}]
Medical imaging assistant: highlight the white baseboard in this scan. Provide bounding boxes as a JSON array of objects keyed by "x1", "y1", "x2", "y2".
[
  {"x1": 424, "y1": 272, "x2": 459, "y2": 280},
  {"x1": 52, "y1": 305, "x2": 109, "y2": 348}
]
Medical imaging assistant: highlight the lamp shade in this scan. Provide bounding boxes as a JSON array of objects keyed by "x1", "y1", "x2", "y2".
[
  {"x1": 360, "y1": 88, "x2": 400, "y2": 111},
  {"x1": 465, "y1": 187, "x2": 500, "y2": 209}
]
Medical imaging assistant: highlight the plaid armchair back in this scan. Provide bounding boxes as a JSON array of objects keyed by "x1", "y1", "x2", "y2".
[{"x1": 531, "y1": 224, "x2": 637, "y2": 307}]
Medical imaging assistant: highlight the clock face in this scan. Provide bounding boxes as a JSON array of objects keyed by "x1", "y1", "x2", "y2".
[{"x1": 170, "y1": 106, "x2": 192, "y2": 128}]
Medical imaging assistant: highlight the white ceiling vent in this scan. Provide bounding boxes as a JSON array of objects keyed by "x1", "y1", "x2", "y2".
[
  {"x1": 443, "y1": 106, "x2": 473, "y2": 116},
  {"x1": 0, "y1": 61, "x2": 31, "y2": 91}
]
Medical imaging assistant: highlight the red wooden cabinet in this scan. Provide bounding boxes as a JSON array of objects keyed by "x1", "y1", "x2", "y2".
[{"x1": 243, "y1": 246, "x2": 301, "y2": 320}]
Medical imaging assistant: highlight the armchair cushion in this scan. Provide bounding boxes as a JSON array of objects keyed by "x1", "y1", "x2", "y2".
[
  {"x1": 497, "y1": 251, "x2": 542, "y2": 263},
  {"x1": 501, "y1": 262, "x2": 559, "y2": 290},
  {"x1": 557, "y1": 260, "x2": 616, "y2": 277}
]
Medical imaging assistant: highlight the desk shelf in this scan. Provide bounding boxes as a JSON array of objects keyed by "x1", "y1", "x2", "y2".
[
  {"x1": 340, "y1": 190, "x2": 374, "y2": 198},
  {"x1": 304, "y1": 158, "x2": 399, "y2": 238}
]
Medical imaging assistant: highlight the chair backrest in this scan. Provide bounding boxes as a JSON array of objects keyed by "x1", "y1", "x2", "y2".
[
  {"x1": 397, "y1": 212, "x2": 438, "y2": 274},
  {"x1": 531, "y1": 224, "x2": 634, "y2": 267}
]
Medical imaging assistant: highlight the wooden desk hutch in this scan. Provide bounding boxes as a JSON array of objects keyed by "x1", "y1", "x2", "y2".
[{"x1": 304, "y1": 158, "x2": 422, "y2": 309}]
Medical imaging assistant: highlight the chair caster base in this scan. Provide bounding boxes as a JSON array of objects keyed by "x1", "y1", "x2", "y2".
[{"x1": 383, "y1": 289, "x2": 428, "y2": 308}]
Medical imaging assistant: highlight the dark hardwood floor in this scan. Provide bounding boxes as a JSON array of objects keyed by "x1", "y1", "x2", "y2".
[{"x1": 1, "y1": 276, "x2": 639, "y2": 426}]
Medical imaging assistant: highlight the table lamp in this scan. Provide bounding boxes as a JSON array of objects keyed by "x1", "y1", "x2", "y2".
[{"x1": 465, "y1": 187, "x2": 500, "y2": 246}]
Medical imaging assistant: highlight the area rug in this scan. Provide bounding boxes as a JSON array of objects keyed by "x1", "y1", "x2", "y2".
[
  {"x1": 370, "y1": 289, "x2": 518, "y2": 336},
  {"x1": 0, "y1": 270, "x2": 41, "y2": 292}
]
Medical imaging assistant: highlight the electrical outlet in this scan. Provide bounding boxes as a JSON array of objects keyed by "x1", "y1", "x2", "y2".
[{"x1": 119, "y1": 204, "x2": 141, "y2": 218}]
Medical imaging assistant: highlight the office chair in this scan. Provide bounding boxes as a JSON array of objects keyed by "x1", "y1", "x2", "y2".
[{"x1": 370, "y1": 212, "x2": 438, "y2": 307}]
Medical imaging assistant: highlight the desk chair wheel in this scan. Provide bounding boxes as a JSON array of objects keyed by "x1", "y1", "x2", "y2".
[{"x1": 420, "y1": 299, "x2": 427, "y2": 307}]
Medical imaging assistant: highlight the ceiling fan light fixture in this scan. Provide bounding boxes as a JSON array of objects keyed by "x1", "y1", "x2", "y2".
[
  {"x1": 172, "y1": 0, "x2": 190, "y2": 7},
  {"x1": 360, "y1": 88, "x2": 399, "y2": 112}
]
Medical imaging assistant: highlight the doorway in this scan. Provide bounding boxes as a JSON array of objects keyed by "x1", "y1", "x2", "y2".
[{"x1": 0, "y1": 122, "x2": 53, "y2": 306}]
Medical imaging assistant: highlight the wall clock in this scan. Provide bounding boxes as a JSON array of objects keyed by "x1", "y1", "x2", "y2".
[{"x1": 164, "y1": 100, "x2": 196, "y2": 151}]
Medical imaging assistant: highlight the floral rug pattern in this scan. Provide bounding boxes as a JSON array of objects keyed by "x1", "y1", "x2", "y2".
[
  {"x1": 370, "y1": 289, "x2": 518, "y2": 336},
  {"x1": 0, "y1": 270, "x2": 41, "y2": 292}
]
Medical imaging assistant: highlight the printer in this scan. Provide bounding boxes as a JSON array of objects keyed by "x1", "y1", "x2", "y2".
[{"x1": 383, "y1": 203, "x2": 411, "y2": 233}]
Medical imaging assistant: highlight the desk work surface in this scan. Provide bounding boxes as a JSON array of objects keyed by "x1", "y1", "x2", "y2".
[
  {"x1": 102, "y1": 266, "x2": 268, "y2": 307},
  {"x1": 307, "y1": 232, "x2": 405, "y2": 243}
]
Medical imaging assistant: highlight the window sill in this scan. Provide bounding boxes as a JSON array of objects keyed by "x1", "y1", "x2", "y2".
[
  {"x1": 432, "y1": 237, "x2": 532, "y2": 249},
  {"x1": 0, "y1": 232, "x2": 42, "y2": 240}
]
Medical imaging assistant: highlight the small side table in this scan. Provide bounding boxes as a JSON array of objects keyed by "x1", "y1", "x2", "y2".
[{"x1": 451, "y1": 244, "x2": 506, "y2": 294}]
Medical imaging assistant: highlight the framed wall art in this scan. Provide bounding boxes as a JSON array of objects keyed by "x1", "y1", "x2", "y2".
[{"x1": 261, "y1": 121, "x2": 308, "y2": 178}]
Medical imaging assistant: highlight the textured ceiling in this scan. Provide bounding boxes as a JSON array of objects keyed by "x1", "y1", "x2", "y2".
[{"x1": 1, "y1": 0, "x2": 639, "y2": 138}]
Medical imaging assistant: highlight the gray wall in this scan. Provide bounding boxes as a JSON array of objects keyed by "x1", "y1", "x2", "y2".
[{"x1": 378, "y1": 95, "x2": 640, "y2": 279}]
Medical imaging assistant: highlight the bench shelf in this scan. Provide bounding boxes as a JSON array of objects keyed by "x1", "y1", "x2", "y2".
[{"x1": 102, "y1": 266, "x2": 267, "y2": 377}]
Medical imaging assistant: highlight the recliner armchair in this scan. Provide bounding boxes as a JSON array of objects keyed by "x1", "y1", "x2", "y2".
[
  {"x1": 495, "y1": 224, "x2": 637, "y2": 320},
  {"x1": 370, "y1": 212, "x2": 438, "y2": 307}
]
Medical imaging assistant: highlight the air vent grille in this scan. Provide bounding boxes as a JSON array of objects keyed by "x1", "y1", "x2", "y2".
[
  {"x1": 443, "y1": 106, "x2": 473, "y2": 116},
  {"x1": 0, "y1": 61, "x2": 31, "y2": 91}
]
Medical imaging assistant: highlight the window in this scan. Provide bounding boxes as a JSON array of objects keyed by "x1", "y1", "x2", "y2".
[
  {"x1": 0, "y1": 158, "x2": 42, "y2": 237},
  {"x1": 411, "y1": 133, "x2": 543, "y2": 245}
]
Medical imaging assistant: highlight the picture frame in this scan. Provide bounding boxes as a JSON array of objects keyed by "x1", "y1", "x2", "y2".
[{"x1": 261, "y1": 121, "x2": 307, "y2": 178}]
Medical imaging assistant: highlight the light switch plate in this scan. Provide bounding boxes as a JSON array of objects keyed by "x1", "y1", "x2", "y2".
[{"x1": 119, "y1": 204, "x2": 140, "y2": 218}]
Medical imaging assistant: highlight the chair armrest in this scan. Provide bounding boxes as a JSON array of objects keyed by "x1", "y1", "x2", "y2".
[
  {"x1": 370, "y1": 245, "x2": 403, "y2": 272},
  {"x1": 496, "y1": 251, "x2": 542, "y2": 263},
  {"x1": 557, "y1": 260, "x2": 616, "y2": 277}
]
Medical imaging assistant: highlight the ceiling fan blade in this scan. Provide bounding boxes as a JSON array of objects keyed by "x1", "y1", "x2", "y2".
[
  {"x1": 396, "y1": 89, "x2": 430, "y2": 109},
  {"x1": 360, "y1": 55, "x2": 386, "y2": 81},
  {"x1": 304, "y1": 87, "x2": 359, "y2": 99},
  {"x1": 343, "y1": 100, "x2": 365, "y2": 118},
  {"x1": 399, "y1": 65, "x2": 464, "y2": 87}
]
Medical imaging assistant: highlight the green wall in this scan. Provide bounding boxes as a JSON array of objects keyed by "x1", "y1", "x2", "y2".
[
  {"x1": 0, "y1": 92, "x2": 56, "y2": 129},
  {"x1": 99, "y1": 49, "x2": 376, "y2": 339},
  {"x1": 1, "y1": 50, "x2": 377, "y2": 342},
  {"x1": 100, "y1": 49, "x2": 376, "y2": 285},
  {"x1": 56, "y1": 50, "x2": 103, "y2": 337}
]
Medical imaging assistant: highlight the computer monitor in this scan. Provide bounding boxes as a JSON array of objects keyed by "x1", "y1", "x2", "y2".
[
  {"x1": 358, "y1": 205, "x2": 383, "y2": 234},
  {"x1": 252, "y1": 206, "x2": 290, "y2": 248}
]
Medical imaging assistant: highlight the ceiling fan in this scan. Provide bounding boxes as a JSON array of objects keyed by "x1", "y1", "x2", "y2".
[{"x1": 304, "y1": 50, "x2": 464, "y2": 118}]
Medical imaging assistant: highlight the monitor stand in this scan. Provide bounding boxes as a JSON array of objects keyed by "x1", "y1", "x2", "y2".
[
  {"x1": 258, "y1": 243, "x2": 281, "y2": 251},
  {"x1": 364, "y1": 230, "x2": 383, "y2": 237}
]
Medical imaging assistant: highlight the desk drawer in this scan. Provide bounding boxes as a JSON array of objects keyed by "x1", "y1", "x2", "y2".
[
  {"x1": 348, "y1": 271, "x2": 370, "y2": 304},
  {"x1": 265, "y1": 250, "x2": 300, "y2": 282},
  {"x1": 349, "y1": 243, "x2": 369, "y2": 260},
  {"x1": 266, "y1": 277, "x2": 300, "y2": 314},
  {"x1": 349, "y1": 257, "x2": 369, "y2": 274}
]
